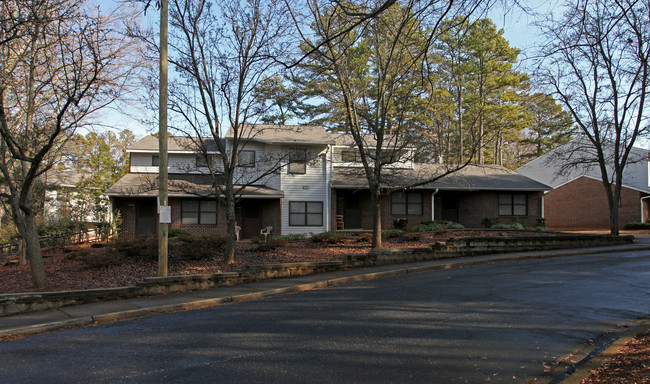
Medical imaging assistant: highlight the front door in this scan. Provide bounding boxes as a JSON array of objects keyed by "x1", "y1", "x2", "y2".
[
  {"x1": 135, "y1": 199, "x2": 157, "y2": 235},
  {"x1": 239, "y1": 201, "x2": 261, "y2": 239},
  {"x1": 341, "y1": 194, "x2": 362, "y2": 229}
]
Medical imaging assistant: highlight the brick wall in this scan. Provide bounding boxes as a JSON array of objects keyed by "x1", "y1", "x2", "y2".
[
  {"x1": 259, "y1": 199, "x2": 281, "y2": 235},
  {"x1": 455, "y1": 191, "x2": 543, "y2": 228},
  {"x1": 545, "y1": 176, "x2": 644, "y2": 230},
  {"x1": 111, "y1": 197, "x2": 137, "y2": 239}
]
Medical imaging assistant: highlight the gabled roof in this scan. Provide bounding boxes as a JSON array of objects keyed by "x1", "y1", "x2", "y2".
[
  {"x1": 516, "y1": 137, "x2": 650, "y2": 192},
  {"x1": 105, "y1": 173, "x2": 283, "y2": 198},
  {"x1": 127, "y1": 136, "x2": 221, "y2": 153},
  {"x1": 225, "y1": 125, "x2": 333, "y2": 145},
  {"x1": 45, "y1": 170, "x2": 86, "y2": 188},
  {"x1": 333, "y1": 164, "x2": 550, "y2": 191}
]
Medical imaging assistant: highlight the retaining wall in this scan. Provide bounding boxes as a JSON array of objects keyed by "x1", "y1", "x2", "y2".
[{"x1": 0, "y1": 234, "x2": 634, "y2": 317}]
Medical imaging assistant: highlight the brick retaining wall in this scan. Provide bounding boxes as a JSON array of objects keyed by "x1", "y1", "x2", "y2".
[{"x1": 0, "y1": 235, "x2": 635, "y2": 317}]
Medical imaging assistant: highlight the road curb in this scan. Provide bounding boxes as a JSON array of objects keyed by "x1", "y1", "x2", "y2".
[
  {"x1": 559, "y1": 320, "x2": 650, "y2": 384},
  {"x1": 0, "y1": 316, "x2": 94, "y2": 338}
]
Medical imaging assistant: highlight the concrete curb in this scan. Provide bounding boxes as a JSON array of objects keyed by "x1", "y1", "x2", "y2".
[
  {"x1": 2, "y1": 244, "x2": 649, "y2": 340},
  {"x1": 560, "y1": 320, "x2": 650, "y2": 384}
]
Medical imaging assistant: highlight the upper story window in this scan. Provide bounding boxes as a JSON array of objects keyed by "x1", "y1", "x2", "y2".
[
  {"x1": 237, "y1": 150, "x2": 256, "y2": 167},
  {"x1": 341, "y1": 150, "x2": 359, "y2": 162},
  {"x1": 289, "y1": 149, "x2": 306, "y2": 174},
  {"x1": 391, "y1": 192, "x2": 423, "y2": 215},
  {"x1": 499, "y1": 193, "x2": 527, "y2": 216},
  {"x1": 152, "y1": 155, "x2": 160, "y2": 167},
  {"x1": 196, "y1": 154, "x2": 220, "y2": 168}
]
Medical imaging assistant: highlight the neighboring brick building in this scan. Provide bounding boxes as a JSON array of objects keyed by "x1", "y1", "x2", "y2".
[{"x1": 517, "y1": 139, "x2": 650, "y2": 230}]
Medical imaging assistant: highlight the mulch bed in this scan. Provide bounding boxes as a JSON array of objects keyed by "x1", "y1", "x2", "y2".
[
  {"x1": 0, "y1": 229, "x2": 555, "y2": 294},
  {"x1": 581, "y1": 329, "x2": 650, "y2": 384}
]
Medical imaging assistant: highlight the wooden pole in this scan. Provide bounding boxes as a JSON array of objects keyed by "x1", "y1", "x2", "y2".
[{"x1": 158, "y1": 0, "x2": 168, "y2": 277}]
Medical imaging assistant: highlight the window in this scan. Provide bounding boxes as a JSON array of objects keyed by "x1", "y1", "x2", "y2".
[
  {"x1": 289, "y1": 149, "x2": 306, "y2": 174},
  {"x1": 152, "y1": 155, "x2": 160, "y2": 166},
  {"x1": 196, "y1": 154, "x2": 220, "y2": 168},
  {"x1": 499, "y1": 193, "x2": 527, "y2": 216},
  {"x1": 289, "y1": 201, "x2": 323, "y2": 226},
  {"x1": 237, "y1": 150, "x2": 255, "y2": 167},
  {"x1": 181, "y1": 200, "x2": 217, "y2": 225},
  {"x1": 341, "y1": 150, "x2": 359, "y2": 162},
  {"x1": 391, "y1": 192, "x2": 422, "y2": 215}
]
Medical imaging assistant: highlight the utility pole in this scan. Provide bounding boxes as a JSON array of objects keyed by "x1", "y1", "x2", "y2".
[{"x1": 158, "y1": 0, "x2": 169, "y2": 276}]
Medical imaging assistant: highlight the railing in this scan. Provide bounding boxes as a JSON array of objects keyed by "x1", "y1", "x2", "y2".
[{"x1": 0, "y1": 226, "x2": 114, "y2": 265}]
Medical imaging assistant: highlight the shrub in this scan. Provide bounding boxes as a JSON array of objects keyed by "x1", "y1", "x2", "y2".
[
  {"x1": 491, "y1": 222, "x2": 526, "y2": 230},
  {"x1": 38, "y1": 218, "x2": 89, "y2": 237},
  {"x1": 624, "y1": 222, "x2": 650, "y2": 230},
  {"x1": 410, "y1": 220, "x2": 464, "y2": 231},
  {"x1": 351, "y1": 232, "x2": 372, "y2": 243},
  {"x1": 382, "y1": 229, "x2": 404, "y2": 238},
  {"x1": 535, "y1": 217, "x2": 547, "y2": 229},
  {"x1": 270, "y1": 234, "x2": 307, "y2": 242},
  {"x1": 169, "y1": 235, "x2": 226, "y2": 261},
  {"x1": 255, "y1": 239, "x2": 287, "y2": 252},
  {"x1": 481, "y1": 217, "x2": 499, "y2": 228},
  {"x1": 108, "y1": 236, "x2": 158, "y2": 262},
  {"x1": 402, "y1": 232, "x2": 420, "y2": 242},
  {"x1": 310, "y1": 231, "x2": 347, "y2": 244},
  {"x1": 168, "y1": 228, "x2": 191, "y2": 238},
  {"x1": 393, "y1": 218, "x2": 409, "y2": 230}
]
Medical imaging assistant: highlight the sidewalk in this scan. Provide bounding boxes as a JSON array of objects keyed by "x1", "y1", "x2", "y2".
[{"x1": 2, "y1": 242, "x2": 649, "y2": 339}]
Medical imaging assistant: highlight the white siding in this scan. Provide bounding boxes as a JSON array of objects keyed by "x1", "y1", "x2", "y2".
[
  {"x1": 280, "y1": 146, "x2": 330, "y2": 235},
  {"x1": 232, "y1": 142, "x2": 279, "y2": 187},
  {"x1": 331, "y1": 146, "x2": 414, "y2": 169},
  {"x1": 131, "y1": 153, "x2": 213, "y2": 174}
]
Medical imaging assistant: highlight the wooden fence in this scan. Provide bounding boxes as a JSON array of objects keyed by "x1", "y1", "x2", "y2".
[{"x1": 0, "y1": 226, "x2": 114, "y2": 265}]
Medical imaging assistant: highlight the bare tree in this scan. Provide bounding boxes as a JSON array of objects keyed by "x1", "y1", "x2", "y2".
[
  {"x1": 166, "y1": 0, "x2": 298, "y2": 263},
  {"x1": 537, "y1": 0, "x2": 650, "y2": 235},
  {"x1": 0, "y1": 0, "x2": 141, "y2": 289}
]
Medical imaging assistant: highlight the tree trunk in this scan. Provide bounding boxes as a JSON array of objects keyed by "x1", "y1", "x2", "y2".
[
  {"x1": 18, "y1": 238, "x2": 27, "y2": 265},
  {"x1": 370, "y1": 185, "x2": 382, "y2": 249},
  {"x1": 457, "y1": 86, "x2": 463, "y2": 163},
  {"x1": 23, "y1": 210, "x2": 47, "y2": 290},
  {"x1": 478, "y1": 113, "x2": 484, "y2": 164},
  {"x1": 224, "y1": 191, "x2": 237, "y2": 264},
  {"x1": 604, "y1": 182, "x2": 620, "y2": 236}
]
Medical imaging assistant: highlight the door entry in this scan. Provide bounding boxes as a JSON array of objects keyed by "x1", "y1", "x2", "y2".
[{"x1": 135, "y1": 199, "x2": 157, "y2": 235}]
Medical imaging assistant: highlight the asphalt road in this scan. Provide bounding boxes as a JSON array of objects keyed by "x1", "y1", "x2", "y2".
[{"x1": 1, "y1": 249, "x2": 649, "y2": 383}]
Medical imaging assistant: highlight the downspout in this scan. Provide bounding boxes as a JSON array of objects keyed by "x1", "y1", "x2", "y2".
[
  {"x1": 325, "y1": 146, "x2": 332, "y2": 232},
  {"x1": 431, "y1": 189, "x2": 439, "y2": 221},
  {"x1": 640, "y1": 195, "x2": 650, "y2": 222}
]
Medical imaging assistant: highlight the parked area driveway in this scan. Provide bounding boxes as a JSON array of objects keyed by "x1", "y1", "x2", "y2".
[{"x1": 0, "y1": 249, "x2": 649, "y2": 383}]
